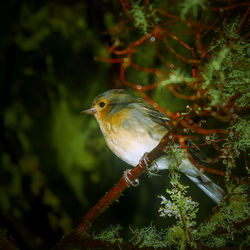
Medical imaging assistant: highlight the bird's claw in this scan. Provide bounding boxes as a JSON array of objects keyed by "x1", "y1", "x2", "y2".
[
  {"x1": 139, "y1": 152, "x2": 150, "y2": 168},
  {"x1": 123, "y1": 169, "x2": 139, "y2": 187},
  {"x1": 151, "y1": 162, "x2": 160, "y2": 172}
]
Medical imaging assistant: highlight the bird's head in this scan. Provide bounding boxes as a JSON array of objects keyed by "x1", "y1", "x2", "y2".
[{"x1": 82, "y1": 89, "x2": 135, "y2": 121}]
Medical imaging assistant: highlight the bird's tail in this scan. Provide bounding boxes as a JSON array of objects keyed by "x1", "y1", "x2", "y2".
[
  {"x1": 155, "y1": 157, "x2": 225, "y2": 203},
  {"x1": 185, "y1": 173, "x2": 225, "y2": 204},
  {"x1": 179, "y1": 159, "x2": 225, "y2": 204}
]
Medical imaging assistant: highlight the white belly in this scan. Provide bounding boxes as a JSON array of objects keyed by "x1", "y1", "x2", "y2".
[
  {"x1": 97, "y1": 114, "x2": 169, "y2": 169},
  {"x1": 107, "y1": 125, "x2": 160, "y2": 166}
]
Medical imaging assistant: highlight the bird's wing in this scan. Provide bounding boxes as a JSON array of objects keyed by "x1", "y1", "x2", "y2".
[
  {"x1": 135, "y1": 99, "x2": 171, "y2": 129},
  {"x1": 185, "y1": 140, "x2": 210, "y2": 164},
  {"x1": 146, "y1": 108, "x2": 171, "y2": 129},
  {"x1": 146, "y1": 107, "x2": 210, "y2": 164},
  {"x1": 130, "y1": 99, "x2": 209, "y2": 164}
]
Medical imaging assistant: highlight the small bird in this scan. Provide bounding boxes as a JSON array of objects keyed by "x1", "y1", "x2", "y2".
[{"x1": 83, "y1": 89, "x2": 225, "y2": 204}]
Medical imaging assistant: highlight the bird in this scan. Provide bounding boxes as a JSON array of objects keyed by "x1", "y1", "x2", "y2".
[{"x1": 83, "y1": 89, "x2": 225, "y2": 204}]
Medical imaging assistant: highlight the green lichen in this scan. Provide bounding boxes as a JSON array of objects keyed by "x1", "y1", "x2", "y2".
[
  {"x1": 130, "y1": 1, "x2": 160, "y2": 34},
  {"x1": 202, "y1": 20, "x2": 250, "y2": 107},
  {"x1": 196, "y1": 185, "x2": 249, "y2": 248},
  {"x1": 158, "y1": 69, "x2": 194, "y2": 87},
  {"x1": 179, "y1": 0, "x2": 206, "y2": 20},
  {"x1": 130, "y1": 223, "x2": 167, "y2": 249},
  {"x1": 93, "y1": 225, "x2": 123, "y2": 244},
  {"x1": 231, "y1": 118, "x2": 250, "y2": 153},
  {"x1": 159, "y1": 171, "x2": 199, "y2": 249},
  {"x1": 220, "y1": 116, "x2": 250, "y2": 189}
]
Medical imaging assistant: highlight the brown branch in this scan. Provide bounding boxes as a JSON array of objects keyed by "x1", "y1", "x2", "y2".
[
  {"x1": 77, "y1": 131, "x2": 172, "y2": 233},
  {"x1": 54, "y1": 131, "x2": 173, "y2": 249},
  {"x1": 163, "y1": 38, "x2": 201, "y2": 64},
  {"x1": 119, "y1": 0, "x2": 133, "y2": 20},
  {"x1": 206, "y1": 2, "x2": 250, "y2": 11}
]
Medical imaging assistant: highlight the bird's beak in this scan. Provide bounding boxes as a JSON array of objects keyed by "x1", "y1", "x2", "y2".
[{"x1": 81, "y1": 106, "x2": 97, "y2": 115}]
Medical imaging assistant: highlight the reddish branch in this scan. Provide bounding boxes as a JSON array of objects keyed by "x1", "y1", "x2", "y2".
[
  {"x1": 206, "y1": 2, "x2": 250, "y2": 11},
  {"x1": 54, "y1": 131, "x2": 173, "y2": 249},
  {"x1": 76, "y1": 131, "x2": 173, "y2": 233}
]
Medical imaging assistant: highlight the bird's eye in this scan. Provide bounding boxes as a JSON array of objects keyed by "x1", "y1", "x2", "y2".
[{"x1": 99, "y1": 101, "x2": 106, "y2": 108}]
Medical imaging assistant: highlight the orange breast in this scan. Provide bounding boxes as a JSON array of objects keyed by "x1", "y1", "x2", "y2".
[{"x1": 96, "y1": 108, "x2": 165, "y2": 166}]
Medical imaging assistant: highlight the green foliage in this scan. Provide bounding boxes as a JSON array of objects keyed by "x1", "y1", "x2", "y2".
[
  {"x1": 1, "y1": 1, "x2": 113, "y2": 248},
  {"x1": 196, "y1": 185, "x2": 250, "y2": 248},
  {"x1": 200, "y1": 21, "x2": 250, "y2": 211},
  {"x1": 130, "y1": 223, "x2": 167, "y2": 249},
  {"x1": 159, "y1": 171, "x2": 199, "y2": 249},
  {"x1": 202, "y1": 20, "x2": 250, "y2": 107},
  {"x1": 166, "y1": 144, "x2": 187, "y2": 168},
  {"x1": 159, "y1": 69, "x2": 194, "y2": 87},
  {"x1": 123, "y1": 177, "x2": 248, "y2": 250},
  {"x1": 221, "y1": 117, "x2": 250, "y2": 180},
  {"x1": 51, "y1": 95, "x2": 98, "y2": 205},
  {"x1": 130, "y1": 1, "x2": 160, "y2": 34},
  {"x1": 230, "y1": 118, "x2": 250, "y2": 154},
  {"x1": 93, "y1": 225, "x2": 123, "y2": 244},
  {"x1": 15, "y1": 3, "x2": 87, "y2": 51},
  {"x1": 159, "y1": 173, "x2": 199, "y2": 226},
  {"x1": 179, "y1": 0, "x2": 206, "y2": 20}
]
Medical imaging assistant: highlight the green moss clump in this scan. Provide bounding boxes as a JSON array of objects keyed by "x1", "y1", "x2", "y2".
[
  {"x1": 202, "y1": 20, "x2": 250, "y2": 108},
  {"x1": 130, "y1": 1, "x2": 160, "y2": 34},
  {"x1": 93, "y1": 225, "x2": 123, "y2": 244}
]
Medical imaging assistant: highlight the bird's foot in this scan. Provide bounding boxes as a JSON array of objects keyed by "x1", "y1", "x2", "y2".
[
  {"x1": 151, "y1": 162, "x2": 160, "y2": 173},
  {"x1": 152, "y1": 162, "x2": 159, "y2": 172},
  {"x1": 139, "y1": 152, "x2": 150, "y2": 168},
  {"x1": 123, "y1": 169, "x2": 139, "y2": 187}
]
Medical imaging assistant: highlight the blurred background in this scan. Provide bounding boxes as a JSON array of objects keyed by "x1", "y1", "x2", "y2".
[{"x1": 0, "y1": 0, "x2": 244, "y2": 249}]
